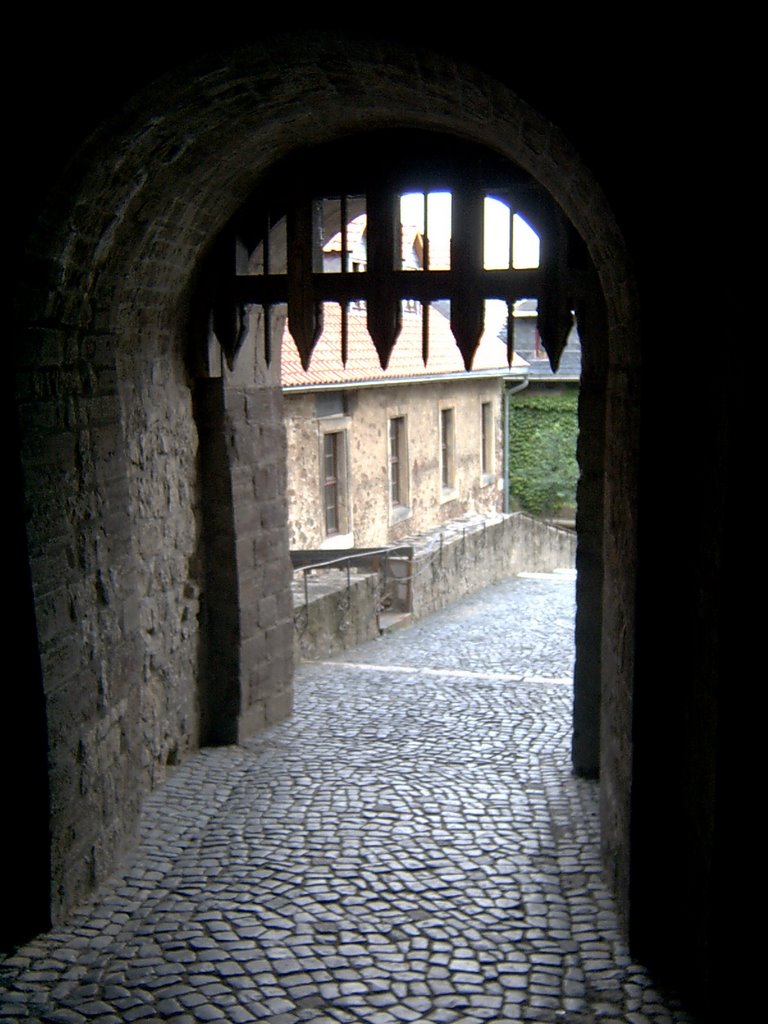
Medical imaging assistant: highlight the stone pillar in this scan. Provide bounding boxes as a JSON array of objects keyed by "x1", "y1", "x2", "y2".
[
  {"x1": 194, "y1": 378, "x2": 241, "y2": 744},
  {"x1": 195, "y1": 316, "x2": 294, "y2": 745},
  {"x1": 572, "y1": 284, "x2": 607, "y2": 777}
]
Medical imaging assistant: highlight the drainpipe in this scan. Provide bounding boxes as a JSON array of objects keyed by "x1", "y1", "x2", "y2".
[{"x1": 503, "y1": 376, "x2": 529, "y2": 514}]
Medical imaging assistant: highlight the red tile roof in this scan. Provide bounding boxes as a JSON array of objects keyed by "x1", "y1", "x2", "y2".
[{"x1": 282, "y1": 303, "x2": 527, "y2": 388}]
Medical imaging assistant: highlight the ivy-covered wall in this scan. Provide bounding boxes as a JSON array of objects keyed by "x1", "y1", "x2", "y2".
[{"x1": 508, "y1": 387, "x2": 579, "y2": 516}]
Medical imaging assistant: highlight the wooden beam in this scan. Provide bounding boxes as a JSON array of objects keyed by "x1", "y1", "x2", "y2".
[
  {"x1": 366, "y1": 188, "x2": 401, "y2": 369},
  {"x1": 287, "y1": 198, "x2": 323, "y2": 370},
  {"x1": 230, "y1": 267, "x2": 542, "y2": 306},
  {"x1": 450, "y1": 185, "x2": 485, "y2": 370}
]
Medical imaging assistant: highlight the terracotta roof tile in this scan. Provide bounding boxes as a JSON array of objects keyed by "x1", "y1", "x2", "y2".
[{"x1": 282, "y1": 303, "x2": 526, "y2": 388}]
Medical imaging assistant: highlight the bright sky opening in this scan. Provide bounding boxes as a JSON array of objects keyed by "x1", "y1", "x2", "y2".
[{"x1": 400, "y1": 192, "x2": 540, "y2": 270}]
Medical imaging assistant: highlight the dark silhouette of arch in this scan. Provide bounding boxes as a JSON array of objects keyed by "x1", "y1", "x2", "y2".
[{"x1": 12, "y1": 29, "x2": 742, "y2": 1020}]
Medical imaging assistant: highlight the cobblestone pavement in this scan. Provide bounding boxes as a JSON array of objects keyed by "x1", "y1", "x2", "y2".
[{"x1": 1, "y1": 572, "x2": 696, "y2": 1024}]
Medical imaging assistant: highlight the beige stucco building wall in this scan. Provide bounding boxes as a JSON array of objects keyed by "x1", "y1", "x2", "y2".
[{"x1": 284, "y1": 377, "x2": 504, "y2": 550}]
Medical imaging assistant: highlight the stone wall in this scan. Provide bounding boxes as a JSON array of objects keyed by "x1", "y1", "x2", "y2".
[
  {"x1": 196, "y1": 323, "x2": 295, "y2": 744},
  {"x1": 285, "y1": 378, "x2": 504, "y2": 551},
  {"x1": 16, "y1": 268, "x2": 203, "y2": 921},
  {"x1": 293, "y1": 571, "x2": 382, "y2": 661},
  {"x1": 226, "y1": 323, "x2": 295, "y2": 739},
  {"x1": 117, "y1": 342, "x2": 202, "y2": 785},
  {"x1": 409, "y1": 513, "x2": 576, "y2": 620}
]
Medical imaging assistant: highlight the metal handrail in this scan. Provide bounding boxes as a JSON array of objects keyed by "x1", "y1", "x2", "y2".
[
  {"x1": 291, "y1": 544, "x2": 410, "y2": 575},
  {"x1": 292, "y1": 545, "x2": 413, "y2": 616}
]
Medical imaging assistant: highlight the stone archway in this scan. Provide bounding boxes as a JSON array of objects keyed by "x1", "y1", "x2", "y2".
[{"x1": 14, "y1": 34, "x2": 638, "y2": 937}]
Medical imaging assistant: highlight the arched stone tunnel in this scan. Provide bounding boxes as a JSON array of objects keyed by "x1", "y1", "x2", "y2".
[{"x1": 8, "y1": 25, "x2": 747, "y2": 1022}]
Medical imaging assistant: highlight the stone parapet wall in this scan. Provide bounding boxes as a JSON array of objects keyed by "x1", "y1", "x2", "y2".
[
  {"x1": 409, "y1": 513, "x2": 576, "y2": 620},
  {"x1": 292, "y1": 513, "x2": 575, "y2": 661},
  {"x1": 293, "y1": 571, "x2": 382, "y2": 661}
]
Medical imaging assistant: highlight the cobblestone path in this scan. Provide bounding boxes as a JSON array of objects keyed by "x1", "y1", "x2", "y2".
[{"x1": 1, "y1": 572, "x2": 696, "y2": 1023}]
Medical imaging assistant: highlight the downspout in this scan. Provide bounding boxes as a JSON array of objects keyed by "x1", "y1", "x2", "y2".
[{"x1": 503, "y1": 376, "x2": 530, "y2": 513}]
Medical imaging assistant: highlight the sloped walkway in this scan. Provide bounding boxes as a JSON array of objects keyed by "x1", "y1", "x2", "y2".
[{"x1": 1, "y1": 573, "x2": 695, "y2": 1023}]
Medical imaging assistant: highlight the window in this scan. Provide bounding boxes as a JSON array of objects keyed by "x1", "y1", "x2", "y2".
[
  {"x1": 389, "y1": 416, "x2": 409, "y2": 511},
  {"x1": 316, "y1": 419, "x2": 352, "y2": 546},
  {"x1": 440, "y1": 407, "x2": 455, "y2": 493},
  {"x1": 316, "y1": 391, "x2": 346, "y2": 418},
  {"x1": 323, "y1": 432, "x2": 342, "y2": 535},
  {"x1": 481, "y1": 401, "x2": 494, "y2": 481},
  {"x1": 317, "y1": 411, "x2": 351, "y2": 547}
]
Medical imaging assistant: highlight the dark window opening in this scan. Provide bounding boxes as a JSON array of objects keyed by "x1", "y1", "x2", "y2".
[
  {"x1": 441, "y1": 408, "x2": 455, "y2": 491},
  {"x1": 481, "y1": 401, "x2": 493, "y2": 479}
]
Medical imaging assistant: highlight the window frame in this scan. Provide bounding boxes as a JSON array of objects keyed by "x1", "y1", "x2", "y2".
[
  {"x1": 388, "y1": 413, "x2": 411, "y2": 524},
  {"x1": 322, "y1": 431, "x2": 342, "y2": 536},
  {"x1": 481, "y1": 400, "x2": 494, "y2": 485},
  {"x1": 317, "y1": 416, "x2": 352, "y2": 546}
]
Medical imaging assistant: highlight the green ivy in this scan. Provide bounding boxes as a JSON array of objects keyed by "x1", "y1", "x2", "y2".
[{"x1": 508, "y1": 389, "x2": 579, "y2": 516}]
